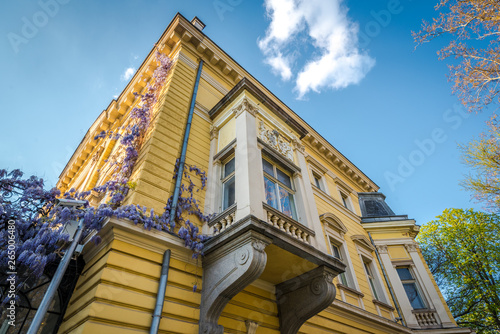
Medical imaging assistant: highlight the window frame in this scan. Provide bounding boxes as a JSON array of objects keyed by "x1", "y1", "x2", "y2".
[
  {"x1": 221, "y1": 156, "x2": 236, "y2": 211},
  {"x1": 396, "y1": 266, "x2": 427, "y2": 310},
  {"x1": 262, "y1": 156, "x2": 298, "y2": 220},
  {"x1": 330, "y1": 240, "x2": 351, "y2": 287},
  {"x1": 363, "y1": 259, "x2": 381, "y2": 301}
]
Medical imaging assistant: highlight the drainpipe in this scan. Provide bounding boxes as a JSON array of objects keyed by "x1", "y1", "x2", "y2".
[
  {"x1": 150, "y1": 249, "x2": 171, "y2": 334},
  {"x1": 169, "y1": 60, "x2": 204, "y2": 225},
  {"x1": 27, "y1": 219, "x2": 84, "y2": 334},
  {"x1": 368, "y1": 232, "x2": 406, "y2": 327}
]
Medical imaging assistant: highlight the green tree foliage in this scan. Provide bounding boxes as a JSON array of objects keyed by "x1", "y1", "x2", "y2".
[
  {"x1": 413, "y1": 0, "x2": 500, "y2": 113},
  {"x1": 418, "y1": 208, "x2": 500, "y2": 333},
  {"x1": 460, "y1": 116, "x2": 500, "y2": 211}
]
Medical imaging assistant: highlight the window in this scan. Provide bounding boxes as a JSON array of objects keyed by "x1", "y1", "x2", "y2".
[
  {"x1": 397, "y1": 267, "x2": 426, "y2": 309},
  {"x1": 222, "y1": 157, "x2": 235, "y2": 210},
  {"x1": 313, "y1": 173, "x2": 322, "y2": 190},
  {"x1": 331, "y1": 242, "x2": 349, "y2": 286},
  {"x1": 364, "y1": 261, "x2": 380, "y2": 300},
  {"x1": 262, "y1": 158, "x2": 297, "y2": 219},
  {"x1": 341, "y1": 192, "x2": 350, "y2": 209}
]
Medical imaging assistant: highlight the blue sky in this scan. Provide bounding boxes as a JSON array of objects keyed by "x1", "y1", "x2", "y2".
[{"x1": 0, "y1": 0, "x2": 492, "y2": 225}]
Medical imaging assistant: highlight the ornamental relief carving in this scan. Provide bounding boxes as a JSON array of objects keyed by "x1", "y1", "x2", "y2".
[
  {"x1": 258, "y1": 121, "x2": 294, "y2": 161},
  {"x1": 376, "y1": 245, "x2": 388, "y2": 254},
  {"x1": 233, "y1": 97, "x2": 258, "y2": 117}
]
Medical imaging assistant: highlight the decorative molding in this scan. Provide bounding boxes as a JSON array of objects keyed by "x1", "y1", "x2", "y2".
[
  {"x1": 404, "y1": 242, "x2": 419, "y2": 253},
  {"x1": 177, "y1": 50, "x2": 197, "y2": 69},
  {"x1": 320, "y1": 212, "x2": 348, "y2": 236},
  {"x1": 201, "y1": 70, "x2": 229, "y2": 95},
  {"x1": 258, "y1": 120, "x2": 294, "y2": 161},
  {"x1": 292, "y1": 137, "x2": 305, "y2": 154},
  {"x1": 276, "y1": 266, "x2": 338, "y2": 334},
  {"x1": 232, "y1": 97, "x2": 259, "y2": 118},
  {"x1": 210, "y1": 125, "x2": 219, "y2": 140},
  {"x1": 376, "y1": 245, "x2": 388, "y2": 254},
  {"x1": 351, "y1": 235, "x2": 376, "y2": 252},
  {"x1": 245, "y1": 320, "x2": 259, "y2": 334}
]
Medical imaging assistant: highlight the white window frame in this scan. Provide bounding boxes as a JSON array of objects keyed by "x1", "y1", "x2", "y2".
[
  {"x1": 396, "y1": 266, "x2": 428, "y2": 310},
  {"x1": 262, "y1": 156, "x2": 298, "y2": 220},
  {"x1": 321, "y1": 213, "x2": 359, "y2": 292},
  {"x1": 221, "y1": 156, "x2": 235, "y2": 211},
  {"x1": 353, "y1": 235, "x2": 390, "y2": 305}
]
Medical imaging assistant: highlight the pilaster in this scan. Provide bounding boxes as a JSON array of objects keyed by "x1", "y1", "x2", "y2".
[
  {"x1": 233, "y1": 97, "x2": 266, "y2": 221},
  {"x1": 378, "y1": 250, "x2": 420, "y2": 328},
  {"x1": 405, "y1": 243, "x2": 455, "y2": 328},
  {"x1": 294, "y1": 142, "x2": 329, "y2": 253}
]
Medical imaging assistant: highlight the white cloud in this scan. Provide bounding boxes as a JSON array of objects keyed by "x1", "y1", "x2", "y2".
[
  {"x1": 121, "y1": 67, "x2": 136, "y2": 81},
  {"x1": 258, "y1": 0, "x2": 375, "y2": 98}
]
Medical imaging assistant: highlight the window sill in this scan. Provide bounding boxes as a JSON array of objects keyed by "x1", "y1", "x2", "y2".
[
  {"x1": 337, "y1": 284, "x2": 364, "y2": 297},
  {"x1": 372, "y1": 299, "x2": 395, "y2": 311}
]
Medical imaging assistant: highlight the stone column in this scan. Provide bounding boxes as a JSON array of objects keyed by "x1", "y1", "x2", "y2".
[
  {"x1": 376, "y1": 245, "x2": 420, "y2": 328},
  {"x1": 293, "y1": 139, "x2": 328, "y2": 253},
  {"x1": 233, "y1": 97, "x2": 266, "y2": 221}
]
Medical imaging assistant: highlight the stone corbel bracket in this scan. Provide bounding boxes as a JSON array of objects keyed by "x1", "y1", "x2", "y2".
[
  {"x1": 276, "y1": 265, "x2": 339, "y2": 334},
  {"x1": 199, "y1": 230, "x2": 272, "y2": 334}
]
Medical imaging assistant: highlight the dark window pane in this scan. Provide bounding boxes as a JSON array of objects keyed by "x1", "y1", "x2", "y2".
[
  {"x1": 278, "y1": 185, "x2": 293, "y2": 217},
  {"x1": 262, "y1": 158, "x2": 274, "y2": 175},
  {"x1": 264, "y1": 176, "x2": 278, "y2": 209},
  {"x1": 224, "y1": 158, "x2": 235, "y2": 178},
  {"x1": 397, "y1": 268, "x2": 413, "y2": 281},
  {"x1": 314, "y1": 176, "x2": 321, "y2": 189},
  {"x1": 403, "y1": 283, "x2": 425, "y2": 309},
  {"x1": 223, "y1": 176, "x2": 235, "y2": 210},
  {"x1": 276, "y1": 168, "x2": 292, "y2": 188},
  {"x1": 331, "y1": 244, "x2": 342, "y2": 259}
]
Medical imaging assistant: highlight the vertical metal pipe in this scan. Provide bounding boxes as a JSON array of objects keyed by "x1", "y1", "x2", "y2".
[
  {"x1": 150, "y1": 249, "x2": 171, "y2": 334},
  {"x1": 27, "y1": 219, "x2": 84, "y2": 334},
  {"x1": 368, "y1": 232, "x2": 407, "y2": 327},
  {"x1": 169, "y1": 60, "x2": 204, "y2": 224}
]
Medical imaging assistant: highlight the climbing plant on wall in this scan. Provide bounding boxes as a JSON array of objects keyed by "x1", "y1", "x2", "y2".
[{"x1": 0, "y1": 52, "x2": 211, "y2": 293}]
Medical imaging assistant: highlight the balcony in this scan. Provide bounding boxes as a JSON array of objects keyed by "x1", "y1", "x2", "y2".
[
  {"x1": 201, "y1": 203, "x2": 345, "y2": 334},
  {"x1": 412, "y1": 309, "x2": 440, "y2": 328},
  {"x1": 263, "y1": 203, "x2": 314, "y2": 245}
]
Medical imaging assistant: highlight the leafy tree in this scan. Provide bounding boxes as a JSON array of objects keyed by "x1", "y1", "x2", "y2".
[
  {"x1": 418, "y1": 208, "x2": 500, "y2": 333},
  {"x1": 413, "y1": 0, "x2": 500, "y2": 113},
  {"x1": 460, "y1": 116, "x2": 500, "y2": 211}
]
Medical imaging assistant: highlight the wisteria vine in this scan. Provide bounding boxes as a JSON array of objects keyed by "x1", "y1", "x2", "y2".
[{"x1": 0, "y1": 52, "x2": 213, "y2": 293}]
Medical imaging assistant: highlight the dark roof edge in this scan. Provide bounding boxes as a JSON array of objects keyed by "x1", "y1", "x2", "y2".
[{"x1": 209, "y1": 77, "x2": 309, "y2": 139}]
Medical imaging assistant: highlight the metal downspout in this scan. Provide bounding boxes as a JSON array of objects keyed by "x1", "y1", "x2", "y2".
[
  {"x1": 27, "y1": 219, "x2": 84, "y2": 334},
  {"x1": 169, "y1": 59, "x2": 204, "y2": 224},
  {"x1": 150, "y1": 249, "x2": 171, "y2": 334},
  {"x1": 368, "y1": 232, "x2": 407, "y2": 327}
]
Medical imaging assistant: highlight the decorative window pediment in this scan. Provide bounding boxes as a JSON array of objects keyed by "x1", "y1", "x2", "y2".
[
  {"x1": 320, "y1": 212, "x2": 348, "y2": 236},
  {"x1": 351, "y1": 235, "x2": 375, "y2": 252}
]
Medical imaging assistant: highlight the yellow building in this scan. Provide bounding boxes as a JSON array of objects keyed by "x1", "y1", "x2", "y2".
[{"x1": 54, "y1": 13, "x2": 472, "y2": 334}]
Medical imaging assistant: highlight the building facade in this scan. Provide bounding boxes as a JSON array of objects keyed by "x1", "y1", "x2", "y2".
[{"x1": 55, "y1": 13, "x2": 471, "y2": 334}]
